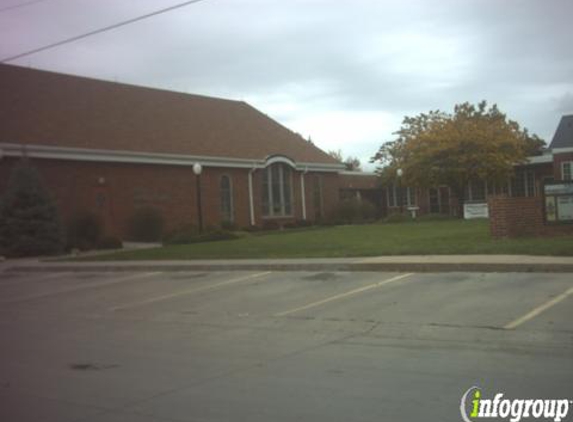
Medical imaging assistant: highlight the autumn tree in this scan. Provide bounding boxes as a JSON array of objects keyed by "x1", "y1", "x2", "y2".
[
  {"x1": 328, "y1": 149, "x2": 362, "y2": 171},
  {"x1": 371, "y1": 101, "x2": 545, "y2": 213}
]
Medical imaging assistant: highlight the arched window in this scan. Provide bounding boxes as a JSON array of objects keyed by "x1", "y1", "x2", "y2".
[
  {"x1": 262, "y1": 163, "x2": 292, "y2": 217},
  {"x1": 220, "y1": 175, "x2": 233, "y2": 222}
]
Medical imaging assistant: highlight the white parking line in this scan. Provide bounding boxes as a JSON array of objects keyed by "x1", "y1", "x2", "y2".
[
  {"x1": 0, "y1": 271, "x2": 69, "y2": 286},
  {"x1": 1, "y1": 272, "x2": 161, "y2": 304},
  {"x1": 110, "y1": 271, "x2": 272, "y2": 312},
  {"x1": 275, "y1": 273, "x2": 414, "y2": 317},
  {"x1": 504, "y1": 286, "x2": 573, "y2": 330}
]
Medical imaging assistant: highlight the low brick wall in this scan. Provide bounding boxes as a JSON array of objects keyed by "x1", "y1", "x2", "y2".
[{"x1": 488, "y1": 195, "x2": 573, "y2": 238}]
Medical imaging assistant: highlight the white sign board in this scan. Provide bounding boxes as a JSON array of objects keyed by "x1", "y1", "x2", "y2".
[
  {"x1": 464, "y1": 202, "x2": 489, "y2": 219},
  {"x1": 557, "y1": 196, "x2": 573, "y2": 221},
  {"x1": 544, "y1": 184, "x2": 573, "y2": 195},
  {"x1": 544, "y1": 182, "x2": 573, "y2": 223}
]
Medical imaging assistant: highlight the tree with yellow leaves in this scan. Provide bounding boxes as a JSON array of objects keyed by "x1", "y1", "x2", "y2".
[{"x1": 371, "y1": 101, "x2": 545, "y2": 214}]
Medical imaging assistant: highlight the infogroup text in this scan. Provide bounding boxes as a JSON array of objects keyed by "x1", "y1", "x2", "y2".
[{"x1": 460, "y1": 387, "x2": 571, "y2": 422}]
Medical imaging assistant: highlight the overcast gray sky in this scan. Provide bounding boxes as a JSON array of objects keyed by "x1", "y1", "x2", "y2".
[{"x1": 1, "y1": 0, "x2": 572, "y2": 170}]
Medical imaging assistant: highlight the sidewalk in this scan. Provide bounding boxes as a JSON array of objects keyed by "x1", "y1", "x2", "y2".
[{"x1": 2, "y1": 255, "x2": 573, "y2": 273}]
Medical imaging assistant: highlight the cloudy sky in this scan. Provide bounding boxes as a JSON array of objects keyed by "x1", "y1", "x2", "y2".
[{"x1": 1, "y1": 0, "x2": 572, "y2": 170}]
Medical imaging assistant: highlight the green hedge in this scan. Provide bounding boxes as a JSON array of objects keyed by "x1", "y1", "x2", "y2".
[{"x1": 0, "y1": 160, "x2": 64, "y2": 257}]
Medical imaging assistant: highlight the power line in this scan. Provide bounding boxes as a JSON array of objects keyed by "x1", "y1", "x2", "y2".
[
  {"x1": 0, "y1": 0, "x2": 52, "y2": 13},
  {"x1": 1, "y1": 0, "x2": 209, "y2": 63}
]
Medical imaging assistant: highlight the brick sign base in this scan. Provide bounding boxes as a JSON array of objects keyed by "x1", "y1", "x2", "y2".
[{"x1": 488, "y1": 196, "x2": 573, "y2": 238}]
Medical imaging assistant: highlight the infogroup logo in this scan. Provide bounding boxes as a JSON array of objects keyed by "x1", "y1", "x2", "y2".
[{"x1": 460, "y1": 386, "x2": 571, "y2": 422}]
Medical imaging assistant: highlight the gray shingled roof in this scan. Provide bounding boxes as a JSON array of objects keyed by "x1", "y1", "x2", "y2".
[{"x1": 549, "y1": 115, "x2": 573, "y2": 149}]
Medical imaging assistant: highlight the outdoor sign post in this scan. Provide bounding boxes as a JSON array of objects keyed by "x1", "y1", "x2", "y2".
[{"x1": 543, "y1": 181, "x2": 573, "y2": 224}]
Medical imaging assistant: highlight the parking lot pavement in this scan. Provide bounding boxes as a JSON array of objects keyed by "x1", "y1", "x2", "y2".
[{"x1": 0, "y1": 270, "x2": 571, "y2": 422}]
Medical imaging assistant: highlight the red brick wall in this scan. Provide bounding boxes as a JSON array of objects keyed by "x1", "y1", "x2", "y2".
[
  {"x1": 553, "y1": 152, "x2": 573, "y2": 180},
  {"x1": 488, "y1": 195, "x2": 573, "y2": 238},
  {"x1": 320, "y1": 172, "x2": 341, "y2": 220},
  {"x1": 0, "y1": 158, "x2": 206, "y2": 237},
  {"x1": 0, "y1": 158, "x2": 341, "y2": 239},
  {"x1": 196, "y1": 167, "x2": 251, "y2": 229}
]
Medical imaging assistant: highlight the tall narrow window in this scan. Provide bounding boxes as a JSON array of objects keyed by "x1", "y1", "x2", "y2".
[
  {"x1": 525, "y1": 171, "x2": 535, "y2": 197},
  {"x1": 468, "y1": 180, "x2": 486, "y2": 201},
  {"x1": 262, "y1": 163, "x2": 293, "y2": 217},
  {"x1": 429, "y1": 188, "x2": 439, "y2": 213},
  {"x1": 387, "y1": 184, "x2": 396, "y2": 207},
  {"x1": 405, "y1": 187, "x2": 416, "y2": 206},
  {"x1": 511, "y1": 171, "x2": 536, "y2": 197},
  {"x1": 563, "y1": 162, "x2": 572, "y2": 181},
  {"x1": 220, "y1": 175, "x2": 233, "y2": 222},
  {"x1": 388, "y1": 184, "x2": 414, "y2": 207}
]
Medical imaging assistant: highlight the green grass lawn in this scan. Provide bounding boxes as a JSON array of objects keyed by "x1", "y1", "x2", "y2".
[{"x1": 81, "y1": 219, "x2": 573, "y2": 260}]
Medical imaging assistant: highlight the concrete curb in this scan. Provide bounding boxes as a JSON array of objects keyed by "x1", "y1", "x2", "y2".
[{"x1": 4, "y1": 262, "x2": 573, "y2": 273}]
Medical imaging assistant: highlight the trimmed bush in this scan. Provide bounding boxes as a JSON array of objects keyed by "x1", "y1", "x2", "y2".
[
  {"x1": 67, "y1": 210, "x2": 102, "y2": 251},
  {"x1": 331, "y1": 198, "x2": 376, "y2": 224},
  {"x1": 262, "y1": 220, "x2": 281, "y2": 231},
  {"x1": 416, "y1": 213, "x2": 456, "y2": 222},
  {"x1": 382, "y1": 213, "x2": 414, "y2": 224},
  {"x1": 242, "y1": 225, "x2": 262, "y2": 233},
  {"x1": 282, "y1": 220, "x2": 314, "y2": 230},
  {"x1": 199, "y1": 229, "x2": 240, "y2": 243},
  {"x1": 220, "y1": 220, "x2": 237, "y2": 231},
  {"x1": 163, "y1": 224, "x2": 199, "y2": 245},
  {"x1": 163, "y1": 226, "x2": 239, "y2": 245},
  {"x1": 97, "y1": 236, "x2": 123, "y2": 250},
  {"x1": 0, "y1": 160, "x2": 64, "y2": 257},
  {"x1": 128, "y1": 207, "x2": 164, "y2": 242}
]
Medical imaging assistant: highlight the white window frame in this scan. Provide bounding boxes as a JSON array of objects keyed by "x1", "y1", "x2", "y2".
[
  {"x1": 467, "y1": 180, "x2": 486, "y2": 202},
  {"x1": 405, "y1": 187, "x2": 416, "y2": 207},
  {"x1": 387, "y1": 184, "x2": 415, "y2": 207},
  {"x1": 262, "y1": 163, "x2": 293, "y2": 217},
  {"x1": 562, "y1": 161, "x2": 572, "y2": 181},
  {"x1": 510, "y1": 171, "x2": 536, "y2": 197}
]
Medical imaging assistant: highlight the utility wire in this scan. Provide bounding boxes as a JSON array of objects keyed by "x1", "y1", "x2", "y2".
[
  {"x1": 1, "y1": 0, "x2": 208, "y2": 63},
  {"x1": 0, "y1": 0, "x2": 52, "y2": 13}
]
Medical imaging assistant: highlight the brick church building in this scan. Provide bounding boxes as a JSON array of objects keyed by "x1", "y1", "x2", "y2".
[{"x1": 0, "y1": 64, "x2": 351, "y2": 238}]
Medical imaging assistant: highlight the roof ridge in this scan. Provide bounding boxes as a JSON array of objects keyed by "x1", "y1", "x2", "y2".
[
  {"x1": 0, "y1": 63, "x2": 341, "y2": 165},
  {"x1": 0, "y1": 63, "x2": 242, "y2": 105}
]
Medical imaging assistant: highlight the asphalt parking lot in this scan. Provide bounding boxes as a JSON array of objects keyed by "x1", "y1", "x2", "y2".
[{"x1": 0, "y1": 270, "x2": 571, "y2": 422}]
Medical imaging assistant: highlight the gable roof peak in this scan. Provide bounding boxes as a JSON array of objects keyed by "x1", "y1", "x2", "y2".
[
  {"x1": 0, "y1": 63, "x2": 241, "y2": 105},
  {"x1": 549, "y1": 115, "x2": 573, "y2": 149}
]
